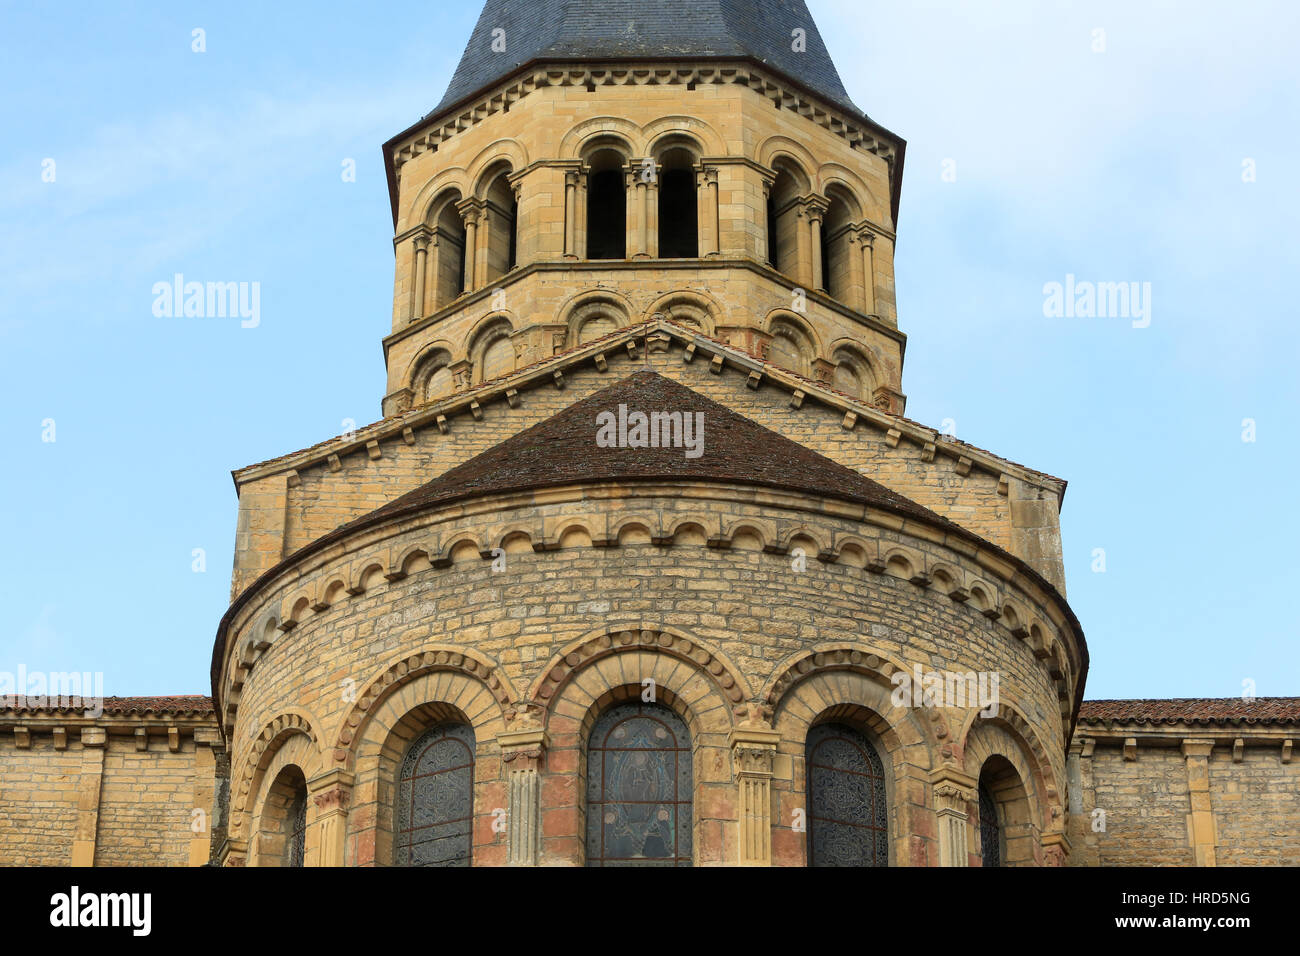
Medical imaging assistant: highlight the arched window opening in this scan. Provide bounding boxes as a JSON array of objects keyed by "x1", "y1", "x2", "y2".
[
  {"x1": 822, "y1": 190, "x2": 857, "y2": 302},
  {"x1": 483, "y1": 169, "x2": 518, "y2": 281},
  {"x1": 766, "y1": 165, "x2": 804, "y2": 276},
  {"x1": 979, "y1": 780, "x2": 1002, "y2": 868},
  {"x1": 431, "y1": 198, "x2": 467, "y2": 309},
  {"x1": 830, "y1": 346, "x2": 875, "y2": 401},
  {"x1": 586, "y1": 701, "x2": 692, "y2": 866},
  {"x1": 657, "y1": 148, "x2": 698, "y2": 258},
  {"x1": 394, "y1": 723, "x2": 475, "y2": 867},
  {"x1": 426, "y1": 365, "x2": 454, "y2": 401},
  {"x1": 805, "y1": 722, "x2": 889, "y2": 867},
  {"x1": 977, "y1": 755, "x2": 1032, "y2": 866},
  {"x1": 766, "y1": 321, "x2": 813, "y2": 377},
  {"x1": 586, "y1": 148, "x2": 627, "y2": 260},
  {"x1": 258, "y1": 765, "x2": 307, "y2": 867}
]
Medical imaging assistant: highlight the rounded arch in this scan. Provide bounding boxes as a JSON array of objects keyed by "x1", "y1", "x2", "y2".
[
  {"x1": 559, "y1": 117, "x2": 641, "y2": 160},
  {"x1": 407, "y1": 340, "x2": 457, "y2": 400},
  {"x1": 421, "y1": 184, "x2": 467, "y2": 230},
  {"x1": 231, "y1": 709, "x2": 323, "y2": 845},
  {"x1": 561, "y1": 291, "x2": 632, "y2": 347},
  {"x1": 466, "y1": 139, "x2": 528, "y2": 197},
  {"x1": 332, "y1": 645, "x2": 517, "y2": 769},
  {"x1": 758, "y1": 136, "x2": 817, "y2": 191},
  {"x1": 528, "y1": 625, "x2": 752, "y2": 718},
  {"x1": 465, "y1": 313, "x2": 516, "y2": 383},
  {"x1": 404, "y1": 171, "x2": 469, "y2": 232},
  {"x1": 826, "y1": 338, "x2": 880, "y2": 401},
  {"x1": 764, "y1": 309, "x2": 822, "y2": 364},
  {"x1": 643, "y1": 115, "x2": 724, "y2": 157},
  {"x1": 819, "y1": 162, "x2": 886, "y2": 223},
  {"x1": 961, "y1": 717, "x2": 1052, "y2": 866},
  {"x1": 644, "y1": 289, "x2": 718, "y2": 336}
]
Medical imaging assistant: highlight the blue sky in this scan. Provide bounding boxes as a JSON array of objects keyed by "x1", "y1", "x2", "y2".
[{"x1": 1, "y1": 1, "x2": 1296, "y2": 700}]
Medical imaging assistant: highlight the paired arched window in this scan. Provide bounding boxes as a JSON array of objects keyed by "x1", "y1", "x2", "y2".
[
  {"x1": 805, "y1": 722, "x2": 889, "y2": 867},
  {"x1": 394, "y1": 723, "x2": 475, "y2": 867},
  {"x1": 657, "y1": 147, "x2": 698, "y2": 259},
  {"x1": 585, "y1": 702, "x2": 692, "y2": 866},
  {"x1": 821, "y1": 189, "x2": 857, "y2": 300},
  {"x1": 766, "y1": 163, "x2": 805, "y2": 275},
  {"x1": 586, "y1": 148, "x2": 627, "y2": 260},
  {"x1": 480, "y1": 166, "x2": 518, "y2": 280}
]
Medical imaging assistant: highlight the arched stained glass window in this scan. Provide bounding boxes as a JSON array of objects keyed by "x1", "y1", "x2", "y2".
[
  {"x1": 806, "y1": 722, "x2": 889, "y2": 866},
  {"x1": 395, "y1": 723, "x2": 475, "y2": 867},
  {"x1": 979, "y1": 781, "x2": 1002, "y2": 867},
  {"x1": 286, "y1": 784, "x2": 307, "y2": 867},
  {"x1": 586, "y1": 702, "x2": 692, "y2": 866}
]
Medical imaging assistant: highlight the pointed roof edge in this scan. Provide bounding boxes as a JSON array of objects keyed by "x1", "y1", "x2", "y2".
[{"x1": 232, "y1": 317, "x2": 1064, "y2": 505}]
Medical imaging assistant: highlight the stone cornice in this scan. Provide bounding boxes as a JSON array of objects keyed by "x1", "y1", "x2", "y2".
[{"x1": 382, "y1": 59, "x2": 906, "y2": 227}]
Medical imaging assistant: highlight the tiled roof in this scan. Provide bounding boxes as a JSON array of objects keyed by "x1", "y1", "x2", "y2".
[
  {"x1": 434, "y1": 0, "x2": 864, "y2": 118},
  {"x1": 1079, "y1": 698, "x2": 1300, "y2": 726},
  {"x1": 2, "y1": 695, "x2": 214, "y2": 716},
  {"x1": 353, "y1": 370, "x2": 950, "y2": 528}
]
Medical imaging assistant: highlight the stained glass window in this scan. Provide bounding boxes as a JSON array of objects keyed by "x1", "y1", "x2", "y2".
[
  {"x1": 979, "y1": 782, "x2": 1002, "y2": 867},
  {"x1": 586, "y1": 702, "x2": 692, "y2": 866},
  {"x1": 394, "y1": 723, "x2": 475, "y2": 867},
  {"x1": 806, "y1": 722, "x2": 889, "y2": 866},
  {"x1": 286, "y1": 785, "x2": 307, "y2": 867}
]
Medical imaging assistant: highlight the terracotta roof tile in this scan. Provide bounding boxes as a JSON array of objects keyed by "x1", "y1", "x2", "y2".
[
  {"x1": 2, "y1": 695, "x2": 214, "y2": 716},
  {"x1": 1079, "y1": 698, "x2": 1300, "y2": 725}
]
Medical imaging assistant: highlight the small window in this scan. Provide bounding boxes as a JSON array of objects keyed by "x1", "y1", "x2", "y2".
[
  {"x1": 586, "y1": 702, "x2": 692, "y2": 866},
  {"x1": 979, "y1": 781, "x2": 1002, "y2": 867},
  {"x1": 806, "y1": 723, "x2": 889, "y2": 867},
  {"x1": 395, "y1": 723, "x2": 475, "y2": 867},
  {"x1": 286, "y1": 785, "x2": 307, "y2": 867}
]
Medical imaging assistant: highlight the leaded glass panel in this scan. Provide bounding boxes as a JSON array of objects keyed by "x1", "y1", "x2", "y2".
[
  {"x1": 979, "y1": 782, "x2": 1001, "y2": 867},
  {"x1": 586, "y1": 702, "x2": 692, "y2": 866},
  {"x1": 287, "y1": 786, "x2": 307, "y2": 867},
  {"x1": 394, "y1": 723, "x2": 475, "y2": 867},
  {"x1": 806, "y1": 722, "x2": 889, "y2": 867}
]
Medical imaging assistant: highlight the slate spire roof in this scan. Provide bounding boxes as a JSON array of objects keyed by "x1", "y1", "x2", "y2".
[{"x1": 435, "y1": 0, "x2": 865, "y2": 117}]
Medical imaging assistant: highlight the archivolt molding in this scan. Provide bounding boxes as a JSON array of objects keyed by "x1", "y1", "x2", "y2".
[
  {"x1": 527, "y1": 625, "x2": 752, "y2": 717},
  {"x1": 408, "y1": 171, "x2": 469, "y2": 231},
  {"x1": 466, "y1": 138, "x2": 530, "y2": 197},
  {"x1": 643, "y1": 115, "x2": 725, "y2": 156},
  {"x1": 957, "y1": 702, "x2": 1064, "y2": 827},
  {"x1": 757, "y1": 135, "x2": 817, "y2": 189},
  {"x1": 230, "y1": 708, "x2": 322, "y2": 840},
  {"x1": 559, "y1": 116, "x2": 642, "y2": 159},
  {"x1": 329, "y1": 644, "x2": 517, "y2": 769}
]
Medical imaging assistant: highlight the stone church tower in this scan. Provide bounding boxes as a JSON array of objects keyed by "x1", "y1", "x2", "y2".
[
  {"x1": 211, "y1": 0, "x2": 1086, "y2": 867},
  {"x1": 3, "y1": 0, "x2": 1296, "y2": 872}
]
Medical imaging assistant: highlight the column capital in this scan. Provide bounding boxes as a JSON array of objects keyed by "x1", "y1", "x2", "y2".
[
  {"x1": 729, "y1": 727, "x2": 780, "y2": 776},
  {"x1": 801, "y1": 194, "x2": 830, "y2": 221},
  {"x1": 1181, "y1": 738, "x2": 1215, "y2": 759},
  {"x1": 307, "y1": 768, "x2": 355, "y2": 797},
  {"x1": 455, "y1": 197, "x2": 484, "y2": 223},
  {"x1": 498, "y1": 728, "x2": 549, "y2": 760},
  {"x1": 928, "y1": 766, "x2": 977, "y2": 815}
]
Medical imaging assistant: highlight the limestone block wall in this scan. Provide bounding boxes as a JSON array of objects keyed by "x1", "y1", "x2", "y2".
[
  {"x1": 215, "y1": 482, "x2": 1081, "y2": 866},
  {"x1": 1067, "y1": 726, "x2": 1300, "y2": 866},
  {"x1": 0, "y1": 712, "x2": 223, "y2": 866}
]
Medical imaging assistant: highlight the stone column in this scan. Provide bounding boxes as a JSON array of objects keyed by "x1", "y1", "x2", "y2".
[
  {"x1": 457, "y1": 199, "x2": 481, "y2": 290},
  {"x1": 189, "y1": 727, "x2": 221, "y2": 866},
  {"x1": 806, "y1": 197, "x2": 829, "y2": 293},
  {"x1": 498, "y1": 728, "x2": 548, "y2": 866},
  {"x1": 731, "y1": 727, "x2": 780, "y2": 866},
  {"x1": 855, "y1": 226, "x2": 877, "y2": 315},
  {"x1": 576, "y1": 166, "x2": 589, "y2": 259},
  {"x1": 410, "y1": 232, "x2": 430, "y2": 322},
  {"x1": 930, "y1": 767, "x2": 976, "y2": 867},
  {"x1": 1182, "y1": 739, "x2": 1218, "y2": 866},
  {"x1": 71, "y1": 727, "x2": 107, "y2": 866},
  {"x1": 696, "y1": 165, "x2": 720, "y2": 257},
  {"x1": 307, "y1": 768, "x2": 354, "y2": 867},
  {"x1": 625, "y1": 166, "x2": 643, "y2": 258},
  {"x1": 563, "y1": 169, "x2": 579, "y2": 259}
]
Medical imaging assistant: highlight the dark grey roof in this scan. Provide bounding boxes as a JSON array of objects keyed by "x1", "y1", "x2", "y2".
[{"x1": 434, "y1": 0, "x2": 866, "y2": 118}]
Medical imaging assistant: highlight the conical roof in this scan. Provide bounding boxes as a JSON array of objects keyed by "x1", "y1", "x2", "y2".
[{"x1": 435, "y1": 0, "x2": 865, "y2": 117}]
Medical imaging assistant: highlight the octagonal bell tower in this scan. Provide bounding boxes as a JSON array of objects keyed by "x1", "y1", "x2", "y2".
[{"x1": 380, "y1": 0, "x2": 907, "y2": 419}]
